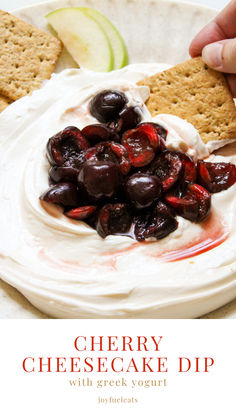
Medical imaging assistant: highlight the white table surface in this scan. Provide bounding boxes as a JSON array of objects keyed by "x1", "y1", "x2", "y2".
[
  {"x1": 1, "y1": 0, "x2": 236, "y2": 319},
  {"x1": 2, "y1": 0, "x2": 229, "y2": 12}
]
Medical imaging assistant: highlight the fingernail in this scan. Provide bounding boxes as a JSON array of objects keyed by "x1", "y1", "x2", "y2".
[{"x1": 202, "y1": 43, "x2": 223, "y2": 68}]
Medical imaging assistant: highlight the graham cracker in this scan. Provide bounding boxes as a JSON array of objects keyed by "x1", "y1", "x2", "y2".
[
  {"x1": 0, "y1": 9, "x2": 62, "y2": 101},
  {"x1": 138, "y1": 57, "x2": 236, "y2": 144},
  {"x1": 0, "y1": 94, "x2": 12, "y2": 112}
]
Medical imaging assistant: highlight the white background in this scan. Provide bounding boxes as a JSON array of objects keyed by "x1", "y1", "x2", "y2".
[
  {"x1": 1, "y1": 0, "x2": 235, "y2": 417},
  {"x1": 0, "y1": 320, "x2": 235, "y2": 419}
]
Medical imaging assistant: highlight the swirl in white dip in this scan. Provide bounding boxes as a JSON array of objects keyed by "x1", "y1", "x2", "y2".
[{"x1": 1, "y1": 63, "x2": 236, "y2": 319}]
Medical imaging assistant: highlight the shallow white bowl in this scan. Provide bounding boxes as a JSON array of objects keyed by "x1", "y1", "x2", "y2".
[{"x1": 2, "y1": 0, "x2": 235, "y2": 319}]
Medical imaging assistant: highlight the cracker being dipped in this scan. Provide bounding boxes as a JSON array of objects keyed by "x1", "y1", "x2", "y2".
[
  {"x1": 138, "y1": 57, "x2": 236, "y2": 144},
  {"x1": 0, "y1": 94, "x2": 12, "y2": 112}
]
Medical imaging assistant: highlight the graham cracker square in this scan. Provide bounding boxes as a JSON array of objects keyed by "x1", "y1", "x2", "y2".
[
  {"x1": 138, "y1": 57, "x2": 236, "y2": 144},
  {"x1": 0, "y1": 94, "x2": 12, "y2": 112},
  {"x1": 0, "y1": 9, "x2": 62, "y2": 101}
]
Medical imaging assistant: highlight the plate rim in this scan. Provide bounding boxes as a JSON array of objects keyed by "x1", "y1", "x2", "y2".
[{"x1": 11, "y1": 0, "x2": 219, "y2": 15}]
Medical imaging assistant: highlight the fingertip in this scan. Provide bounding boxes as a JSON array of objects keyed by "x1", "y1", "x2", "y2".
[
  {"x1": 189, "y1": 42, "x2": 201, "y2": 58},
  {"x1": 201, "y1": 42, "x2": 223, "y2": 69},
  {"x1": 188, "y1": 21, "x2": 223, "y2": 59},
  {"x1": 189, "y1": 32, "x2": 208, "y2": 58}
]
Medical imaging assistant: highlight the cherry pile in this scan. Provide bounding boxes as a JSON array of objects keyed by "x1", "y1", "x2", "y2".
[{"x1": 40, "y1": 90, "x2": 236, "y2": 241}]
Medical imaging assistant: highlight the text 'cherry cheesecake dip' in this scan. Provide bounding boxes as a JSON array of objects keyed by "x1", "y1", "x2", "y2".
[{"x1": 1, "y1": 63, "x2": 236, "y2": 318}]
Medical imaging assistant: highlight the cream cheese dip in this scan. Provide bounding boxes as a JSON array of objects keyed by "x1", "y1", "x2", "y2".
[{"x1": 1, "y1": 63, "x2": 236, "y2": 319}]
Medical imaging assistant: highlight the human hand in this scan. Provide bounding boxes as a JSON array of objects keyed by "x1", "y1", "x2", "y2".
[{"x1": 189, "y1": 0, "x2": 236, "y2": 97}]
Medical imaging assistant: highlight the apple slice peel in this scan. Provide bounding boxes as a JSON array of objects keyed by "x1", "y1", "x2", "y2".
[
  {"x1": 46, "y1": 8, "x2": 114, "y2": 72},
  {"x1": 80, "y1": 7, "x2": 128, "y2": 69}
]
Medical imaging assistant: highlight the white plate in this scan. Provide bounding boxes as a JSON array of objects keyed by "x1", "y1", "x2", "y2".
[{"x1": 1, "y1": 0, "x2": 236, "y2": 319}]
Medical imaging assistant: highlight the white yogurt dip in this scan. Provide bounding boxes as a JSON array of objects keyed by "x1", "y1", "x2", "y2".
[{"x1": 1, "y1": 63, "x2": 236, "y2": 318}]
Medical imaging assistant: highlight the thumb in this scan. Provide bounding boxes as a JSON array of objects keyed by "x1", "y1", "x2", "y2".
[{"x1": 202, "y1": 39, "x2": 236, "y2": 73}]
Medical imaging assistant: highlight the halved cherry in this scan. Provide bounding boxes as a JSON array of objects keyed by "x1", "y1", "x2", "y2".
[
  {"x1": 136, "y1": 123, "x2": 163, "y2": 149},
  {"x1": 165, "y1": 183, "x2": 211, "y2": 222},
  {"x1": 82, "y1": 124, "x2": 120, "y2": 146},
  {"x1": 178, "y1": 152, "x2": 196, "y2": 183},
  {"x1": 121, "y1": 124, "x2": 161, "y2": 167},
  {"x1": 150, "y1": 150, "x2": 182, "y2": 191},
  {"x1": 139, "y1": 122, "x2": 167, "y2": 147},
  {"x1": 47, "y1": 126, "x2": 89, "y2": 167},
  {"x1": 145, "y1": 216, "x2": 178, "y2": 241},
  {"x1": 65, "y1": 206, "x2": 97, "y2": 220},
  {"x1": 96, "y1": 203, "x2": 132, "y2": 238},
  {"x1": 155, "y1": 201, "x2": 176, "y2": 218},
  {"x1": 85, "y1": 141, "x2": 130, "y2": 175},
  {"x1": 197, "y1": 160, "x2": 236, "y2": 193},
  {"x1": 134, "y1": 203, "x2": 178, "y2": 241}
]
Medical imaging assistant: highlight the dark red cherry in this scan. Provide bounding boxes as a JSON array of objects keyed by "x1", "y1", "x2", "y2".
[
  {"x1": 165, "y1": 183, "x2": 211, "y2": 222},
  {"x1": 197, "y1": 160, "x2": 236, "y2": 193},
  {"x1": 78, "y1": 161, "x2": 120, "y2": 200},
  {"x1": 49, "y1": 166, "x2": 80, "y2": 183},
  {"x1": 149, "y1": 122, "x2": 167, "y2": 141},
  {"x1": 178, "y1": 152, "x2": 196, "y2": 183},
  {"x1": 109, "y1": 105, "x2": 142, "y2": 133},
  {"x1": 85, "y1": 141, "x2": 130, "y2": 175},
  {"x1": 139, "y1": 122, "x2": 167, "y2": 147},
  {"x1": 126, "y1": 173, "x2": 162, "y2": 209},
  {"x1": 122, "y1": 124, "x2": 161, "y2": 167},
  {"x1": 65, "y1": 206, "x2": 97, "y2": 220},
  {"x1": 40, "y1": 182, "x2": 80, "y2": 207},
  {"x1": 96, "y1": 203, "x2": 132, "y2": 238},
  {"x1": 155, "y1": 201, "x2": 176, "y2": 218},
  {"x1": 89, "y1": 90, "x2": 127, "y2": 123},
  {"x1": 150, "y1": 150, "x2": 182, "y2": 191},
  {"x1": 47, "y1": 126, "x2": 88, "y2": 167},
  {"x1": 135, "y1": 123, "x2": 163, "y2": 149},
  {"x1": 134, "y1": 204, "x2": 178, "y2": 241},
  {"x1": 146, "y1": 215, "x2": 178, "y2": 240},
  {"x1": 81, "y1": 124, "x2": 120, "y2": 145}
]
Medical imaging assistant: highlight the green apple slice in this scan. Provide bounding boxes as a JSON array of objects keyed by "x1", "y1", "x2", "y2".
[
  {"x1": 80, "y1": 7, "x2": 128, "y2": 69},
  {"x1": 46, "y1": 8, "x2": 114, "y2": 72}
]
